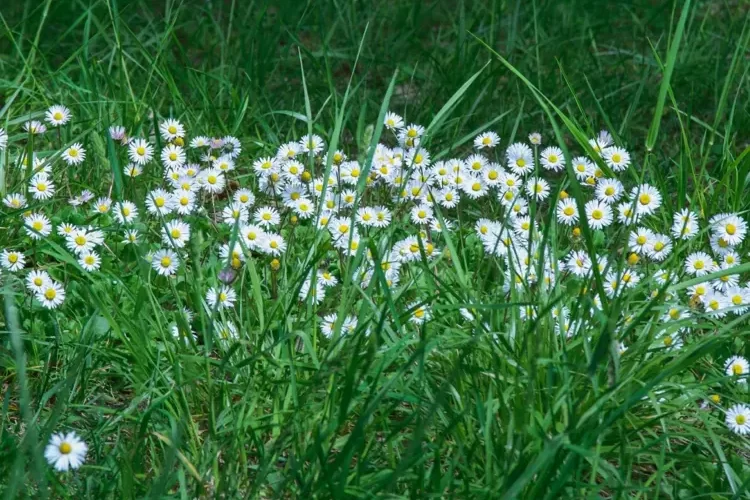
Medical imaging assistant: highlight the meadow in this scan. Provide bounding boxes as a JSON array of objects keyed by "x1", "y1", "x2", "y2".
[{"x1": 1, "y1": 0, "x2": 750, "y2": 497}]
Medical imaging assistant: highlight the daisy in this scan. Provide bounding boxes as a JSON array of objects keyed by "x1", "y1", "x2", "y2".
[
  {"x1": 113, "y1": 201, "x2": 138, "y2": 224},
  {"x1": 372, "y1": 206, "x2": 392, "y2": 228},
  {"x1": 602, "y1": 146, "x2": 630, "y2": 171},
  {"x1": 588, "y1": 130, "x2": 613, "y2": 154},
  {"x1": 190, "y1": 135, "x2": 211, "y2": 148},
  {"x1": 725, "y1": 356, "x2": 749, "y2": 382},
  {"x1": 213, "y1": 155, "x2": 235, "y2": 172},
  {"x1": 584, "y1": 200, "x2": 614, "y2": 230},
  {"x1": 464, "y1": 177, "x2": 488, "y2": 199},
  {"x1": 595, "y1": 178, "x2": 624, "y2": 204},
  {"x1": 0, "y1": 128, "x2": 6, "y2": 150},
  {"x1": 222, "y1": 203, "x2": 249, "y2": 225},
  {"x1": 725, "y1": 404, "x2": 750, "y2": 435},
  {"x1": 201, "y1": 168, "x2": 226, "y2": 194},
  {"x1": 277, "y1": 142, "x2": 300, "y2": 161},
  {"x1": 646, "y1": 234, "x2": 672, "y2": 261},
  {"x1": 162, "y1": 220, "x2": 191, "y2": 248},
  {"x1": 45, "y1": 105, "x2": 71, "y2": 127},
  {"x1": 159, "y1": 118, "x2": 185, "y2": 141},
  {"x1": 161, "y1": 144, "x2": 186, "y2": 169},
  {"x1": 525, "y1": 177, "x2": 550, "y2": 201},
  {"x1": 629, "y1": 227, "x2": 655, "y2": 254},
  {"x1": 506, "y1": 142, "x2": 534, "y2": 176},
  {"x1": 299, "y1": 134, "x2": 325, "y2": 155},
  {"x1": 234, "y1": 188, "x2": 256, "y2": 207},
  {"x1": 572, "y1": 156, "x2": 595, "y2": 180},
  {"x1": 528, "y1": 132, "x2": 542, "y2": 145},
  {"x1": 128, "y1": 138, "x2": 154, "y2": 165},
  {"x1": 44, "y1": 431, "x2": 87, "y2": 471},
  {"x1": 215, "y1": 321, "x2": 239, "y2": 344},
  {"x1": 222, "y1": 136, "x2": 242, "y2": 158},
  {"x1": 3, "y1": 193, "x2": 26, "y2": 210},
  {"x1": 28, "y1": 173, "x2": 55, "y2": 200},
  {"x1": 684, "y1": 252, "x2": 714, "y2": 276},
  {"x1": 616, "y1": 201, "x2": 642, "y2": 225},
  {"x1": 25, "y1": 213, "x2": 52, "y2": 239},
  {"x1": 474, "y1": 131, "x2": 500, "y2": 150},
  {"x1": 26, "y1": 270, "x2": 51, "y2": 292},
  {"x1": 36, "y1": 281, "x2": 65, "y2": 309},
  {"x1": 1, "y1": 249, "x2": 25, "y2": 272},
  {"x1": 146, "y1": 189, "x2": 174, "y2": 216},
  {"x1": 293, "y1": 198, "x2": 315, "y2": 219},
  {"x1": 59, "y1": 143, "x2": 86, "y2": 167},
  {"x1": 172, "y1": 190, "x2": 197, "y2": 215},
  {"x1": 540, "y1": 146, "x2": 564, "y2": 172},
  {"x1": 123, "y1": 229, "x2": 140, "y2": 245},
  {"x1": 410, "y1": 205, "x2": 434, "y2": 225},
  {"x1": 556, "y1": 199, "x2": 579, "y2": 225},
  {"x1": 79, "y1": 251, "x2": 101, "y2": 272},
  {"x1": 254, "y1": 206, "x2": 281, "y2": 228},
  {"x1": 109, "y1": 126, "x2": 126, "y2": 141},
  {"x1": 241, "y1": 224, "x2": 266, "y2": 250},
  {"x1": 725, "y1": 286, "x2": 749, "y2": 314},
  {"x1": 409, "y1": 302, "x2": 432, "y2": 325},
  {"x1": 93, "y1": 197, "x2": 111, "y2": 214},
  {"x1": 206, "y1": 285, "x2": 237, "y2": 309},
  {"x1": 260, "y1": 233, "x2": 287, "y2": 256},
  {"x1": 631, "y1": 184, "x2": 662, "y2": 215},
  {"x1": 711, "y1": 213, "x2": 746, "y2": 246},
  {"x1": 384, "y1": 112, "x2": 405, "y2": 130},
  {"x1": 24, "y1": 120, "x2": 47, "y2": 135},
  {"x1": 124, "y1": 163, "x2": 143, "y2": 178},
  {"x1": 152, "y1": 249, "x2": 179, "y2": 276},
  {"x1": 66, "y1": 230, "x2": 95, "y2": 254}
]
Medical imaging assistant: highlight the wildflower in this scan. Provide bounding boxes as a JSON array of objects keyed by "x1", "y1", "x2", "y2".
[
  {"x1": 0, "y1": 128, "x2": 6, "y2": 150},
  {"x1": 146, "y1": 189, "x2": 173, "y2": 216},
  {"x1": 506, "y1": 142, "x2": 534, "y2": 176},
  {"x1": 206, "y1": 285, "x2": 237, "y2": 309},
  {"x1": 190, "y1": 135, "x2": 210, "y2": 148},
  {"x1": 79, "y1": 251, "x2": 101, "y2": 272},
  {"x1": 234, "y1": 188, "x2": 256, "y2": 207},
  {"x1": 259, "y1": 233, "x2": 287, "y2": 256},
  {"x1": 254, "y1": 206, "x2": 280, "y2": 228},
  {"x1": 684, "y1": 252, "x2": 714, "y2": 276},
  {"x1": 409, "y1": 302, "x2": 431, "y2": 325},
  {"x1": 1, "y1": 249, "x2": 25, "y2": 272},
  {"x1": 528, "y1": 132, "x2": 542, "y2": 145},
  {"x1": 222, "y1": 136, "x2": 242, "y2": 158},
  {"x1": 29, "y1": 174, "x2": 55, "y2": 200},
  {"x1": 62, "y1": 143, "x2": 86, "y2": 166},
  {"x1": 584, "y1": 200, "x2": 614, "y2": 229},
  {"x1": 109, "y1": 126, "x2": 126, "y2": 141},
  {"x1": 725, "y1": 356, "x2": 749, "y2": 382},
  {"x1": 602, "y1": 146, "x2": 630, "y2": 171},
  {"x1": 161, "y1": 144, "x2": 186, "y2": 169},
  {"x1": 384, "y1": 112, "x2": 405, "y2": 130},
  {"x1": 159, "y1": 118, "x2": 185, "y2": 141},
  {"x1": 25, "y1": 213, "x2": 52, "y2": 239},
  {"x1": 474, "y1": 131, "x2": 500, "y2": 150},
  {"x1": 726, "y1": 404, "x2": 750, "y2": 435},
  {"x1": 200, "y1": 168, "x2": 226, "y2": 194},
  {"x1": 3, "y1": 193, "x2": 26, "y2": 209},
  {"x1": 162, "y1": 220, "x2": 191, "y2": 248},
  {"x1": 525, "y1": 177, "x2": 550, "y2": 201},
  {"x1": 556, "y1": 199, "x2": 579, "y2": 226},
  {"x1": 572, "y1": 157, "x2": 595, "y2": 180},
  {"x1": 151, "y1": 249, "x2": 179, "y2": 276},
  {"x1": 672, "y1": 209, "x2": 699, "y2": 240},
  {"x1": 710, "y1": 213, "x2": 746, "y2": 246},
  {"x1": 26, "y1": 270, "x2": 51, "y2": 292},
  {"x1": 24, "y1": 120, "x2": 47, "y2": 135},
  {"x1": 124, "y1": 163, "x2": 143, "y2": 177},
  {"x1": 36, "y1": 281, "x2": 65, "y2": 309},
  {"x1": 128, "y1": 138, "x2": 154, "y2": 165},
  {"x1": 44, "y1": 431, "x2": 87, "y2": 471},
  {"x1": 540, "y1": 146, "x2": 564, "y2": 172},
  {"x1": 113, "y1": 201, "x2": 138, "y2": 224}
]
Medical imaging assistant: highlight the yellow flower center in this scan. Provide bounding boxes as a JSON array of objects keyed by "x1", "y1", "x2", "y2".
[
  {"x1": 732, "y1": 364, "x2": 743, "y2": 375},
  {"x1": 638, "y1": 194, "x2": 651, "y2": 205},
  {"x1": 59, "y1": 442, "x2": 71, "y2": 454},
  {"x1": 85, "y1": 256, "x2": 95, "y2": 265},
  {"x1": 219, "y1": 292, "x2": 227, "y2": 302},
  {"x1": 170, "y1": 229, "x2": 181, "y2": 238},
  {"x1": 415, "y1": 308, "x2": 425, "y2": 318},
  {"x1": 160, "y1": 256, "x2": 172, "y2": 267},
  {"x1": 636, "y1": 235, "x2": 647, "y2": 245},
  {"x1": 654, "y1": 242, "x2": 664, "y2": 251},
  {"x1": 694, "y1": 260, "x2": 704, "y2": 270},
  {"x1": 669, "y1": 308, "x2": 679, "y2": 319},
  {"x1": 69, "y1": 149, "x2": 78, "y2": 157},
  {"x1": 122, "y1": 207, "x2": 130, "y2": 216},
  {"x1": 591, "y1": 209, "x2": 603, "y2": 220},
  {"x1": 710, "y1": 394, "x2": 720, "y2": 403},
  {"x1": 611, "y1": 153, "x2": 621, "y2": 163},
  {"x1": 563, "y1": 207, "x2": 574, "y2": 216},
  {"x1": 736, "y1": 415, "x2": 747, "y2": 425},
  {"x1": 726, "y1": 223, "x2": 736, "y2": 235},
  {"x1": 168, "y1": 125, "x2": 177, "y2": 134},
  {"x1": 604, "y1": 187, "x2": 614, "y2": 196},
  {"x1": 8, "y1": 254, "x2": 18, "y2": 263},
  {"x1": 732, "y1": 295, "x2": 742, "y2": 305},
  {"x1": 270, "y1": 241, "x2": 278, "y2": 249},
  {"x1": 136, "y1": 146, "x2": 145, "y2": 156},
  {"x1": 180, "y1": 197, "x2": 189, "y2": 206},
  {"x1": 169, "y1": 153, "x2": 177, "y2": 161},
  {"x1": 33, "y1": 277, "x2": 42, "y2": 286},
  {"x1": 207, "y1": 175, "x2": 217, "y2": 184},
  {"x1": 663, "y1": 336, "x2": 673, "y2": 347},
  {"x1": 45, "y1": 288, "x2": 56, "y2": 300},
  {"x1": 32, "y1": 221, "x2": 43, "y2": 230},
  {"x1": 53, "y1": 112, "x2": 63, "y2": 121},
  {"x1": 262, "y1": 213, "x2": 272, "y2": 221}
]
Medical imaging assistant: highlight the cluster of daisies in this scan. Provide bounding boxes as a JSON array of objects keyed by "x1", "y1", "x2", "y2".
[{"x1": 1, "y1": 103, "x2": 749, "y2": 475}]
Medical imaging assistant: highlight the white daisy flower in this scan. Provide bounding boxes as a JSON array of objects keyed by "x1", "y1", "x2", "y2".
[{"x1": 44, "y1": 431, "x2": 87, "y2": 471}]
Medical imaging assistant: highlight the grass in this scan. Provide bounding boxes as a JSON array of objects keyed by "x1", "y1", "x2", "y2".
[{"x1": 1, "y1": 0, "x2": 750, "y2": 497}]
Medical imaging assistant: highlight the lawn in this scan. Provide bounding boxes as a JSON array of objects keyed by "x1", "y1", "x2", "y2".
[{"x1": 1, "y1": 0, "x2": 750, "y2": 497}]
